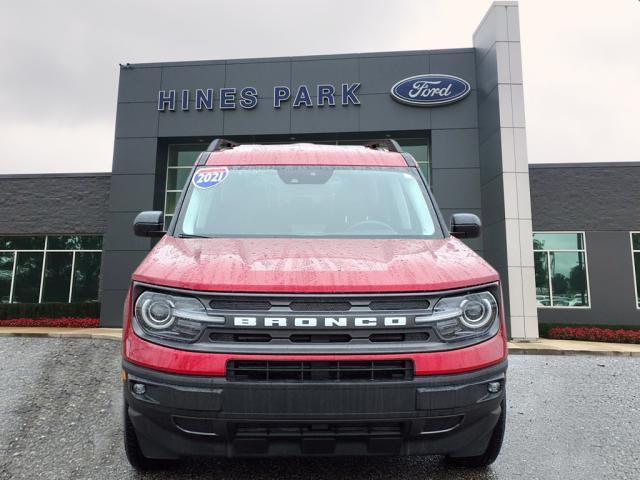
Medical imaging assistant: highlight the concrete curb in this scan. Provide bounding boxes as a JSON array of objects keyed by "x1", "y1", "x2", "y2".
[
  {"x1": 1, "y1": 327, "x2": 639, "y2": 357},
  {"x1": 0, "y1": 328, "x2": 122, "y2": 341}
]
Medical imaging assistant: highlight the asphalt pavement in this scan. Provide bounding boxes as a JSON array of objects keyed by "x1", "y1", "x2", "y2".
[{"x1": 0, "y1": 337, "x2": 638, "y2": 480}]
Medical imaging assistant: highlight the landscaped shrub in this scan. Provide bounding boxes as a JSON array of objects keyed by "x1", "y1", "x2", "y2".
[
  {"x1": 547, "y1": 326, "x2": 640, "y2": 344},
  {"x1": 0, "y1": 302, "x2": 100, "y2": 321},
  {"x1": 539, "y1": 323, "x2": 640, "y2": 338},
  {"x1": 0, "y1": 317, "x2": 99, "y2": 328}
]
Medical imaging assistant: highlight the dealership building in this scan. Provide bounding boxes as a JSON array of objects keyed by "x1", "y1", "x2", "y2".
[{"x1": 0, "y1": 2, "x2": 638, "y2": 338}]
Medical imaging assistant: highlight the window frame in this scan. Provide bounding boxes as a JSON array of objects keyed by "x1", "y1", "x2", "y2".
[
  {"x1": 533, "y1": 231, "x2": 591, "y2": 309},
  {"x1": 0, "y1": 235, "x2": 102, "y2": 304},
  {"x1": 164, "y1": 144, "x2": 204, "y2": 227},
  {"x1": 631, "y1": 232, "x2": 640, "y2": 310}
]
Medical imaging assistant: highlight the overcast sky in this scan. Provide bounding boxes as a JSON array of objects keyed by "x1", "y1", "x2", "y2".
[{"x1": 0, "y1": 0, "x2": 638, "y2": 174}]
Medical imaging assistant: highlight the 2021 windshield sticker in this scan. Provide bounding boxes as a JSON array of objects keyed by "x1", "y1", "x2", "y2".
[{"x1": 192, "y1": 167, "x2": 229, "y2": 189}]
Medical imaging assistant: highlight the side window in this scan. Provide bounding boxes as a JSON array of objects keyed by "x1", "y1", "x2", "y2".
[
  {"x1": 532, "y1": 233, "x2": 590, "y2": 308},
  {"x1": 632, "y1": 233, "x2": 640, "y2": 308}
]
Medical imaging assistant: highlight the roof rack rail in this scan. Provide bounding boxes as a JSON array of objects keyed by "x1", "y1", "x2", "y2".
[
  {"x1": 363, "y1": 139, "x2": 403, "y2": 154},
  {"x1": 205, "y1": 138, "x2": 239, "y2": 153},
  {"x1": 197, "y1": 138, "x2": 239, "y2": 165}
]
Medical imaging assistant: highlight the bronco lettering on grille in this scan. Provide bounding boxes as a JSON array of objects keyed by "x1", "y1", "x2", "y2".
[{"x1": 232, "y1": 316, "x2": 408, "y2": 328}]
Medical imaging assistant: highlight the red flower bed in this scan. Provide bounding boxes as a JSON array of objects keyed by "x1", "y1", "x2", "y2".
[
  {"x1": 0, "y1": 317, "x2": 99, "y2": 328},
  {"x1": 547, "y1": 326, "x2": 640, "y2": 344}
]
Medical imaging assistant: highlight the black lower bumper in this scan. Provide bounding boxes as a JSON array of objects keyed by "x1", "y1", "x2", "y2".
[{"x1": 123, "y1": 359, "x2": 507, "y2": 459}]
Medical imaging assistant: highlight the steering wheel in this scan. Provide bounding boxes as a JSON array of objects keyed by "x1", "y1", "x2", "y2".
[{"x1": 346, "y1": 219, "x2": 397, "y2": 234}]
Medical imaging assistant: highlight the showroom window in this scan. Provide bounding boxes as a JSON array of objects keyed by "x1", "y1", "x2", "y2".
[
  {"x1": 632, "y1": 232, "x2": 640, "y2": 308},
  {"x1": 0, "y1": 235, "x2": 102, "y2": 304},
  {"x1": 163, "y1": 139, "x2": 431, "y2": 228},
  {"x1": 164, "y1": 144, "x2": 203, "y2": 227},
  {"x1": 533, "y1": 232, "x2": 590, "y2": 308}
]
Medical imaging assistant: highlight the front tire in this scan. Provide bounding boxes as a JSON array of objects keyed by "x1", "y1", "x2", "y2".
[
  {"x1": 124, "y1": 403, "x2": 175, "y2": 471},
  {"x1": 445, "y1": 399, "x2": 506, "y2": 468}
]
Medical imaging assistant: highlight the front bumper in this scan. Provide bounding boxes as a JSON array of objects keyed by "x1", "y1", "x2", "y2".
[{"x1": 123, "y1": 359, "x2": 507, "y2": 459}]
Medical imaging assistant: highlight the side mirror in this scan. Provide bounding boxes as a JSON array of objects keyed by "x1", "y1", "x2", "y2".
[
  {"x1": 450, "y1": 213, "x2": 481, "y2": 239},
  {"x1": 133, "y1": 211, "x2": 165, "y2": 237}
]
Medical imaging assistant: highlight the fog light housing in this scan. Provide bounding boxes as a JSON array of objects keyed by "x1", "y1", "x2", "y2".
[
  {"x1": 487, "y1": 381, "x2": 501, "y2": 393},
  {"x1": 132, "y1": 383, "x2": 146, "y2": 395}
]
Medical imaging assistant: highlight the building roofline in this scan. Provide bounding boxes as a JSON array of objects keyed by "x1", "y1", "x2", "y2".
[
  {"x1": 120, "y1": 47, "x2": 474, "y2": 69},
  {"x1": 0, "y1": 172, "x2": 111, "y2": 179},
  {"x1": 529, "y1": 162, "x2": 640, "y2": 169}
]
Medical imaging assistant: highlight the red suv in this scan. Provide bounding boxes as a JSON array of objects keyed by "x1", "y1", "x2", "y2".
[{"x1": 122, "y1": 139, "x2": 507, "y2": 470}]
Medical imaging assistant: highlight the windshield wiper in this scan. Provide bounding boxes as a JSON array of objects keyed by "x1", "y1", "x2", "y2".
[{"x1": 177, "y1": 233, "x2": 212, "y2": 239}]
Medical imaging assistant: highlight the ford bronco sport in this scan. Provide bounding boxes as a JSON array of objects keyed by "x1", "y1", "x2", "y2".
[{"x1": 122, "y1": 139, "x2": 507, "y2": 470}]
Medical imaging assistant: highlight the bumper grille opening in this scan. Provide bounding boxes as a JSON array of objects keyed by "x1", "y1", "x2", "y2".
[
  {"x1": 235, "y1": 421, "x2": 404, "y2": 438},
  {"x1": 226, "y1": 360, "x2": 414, "y2": 382}
]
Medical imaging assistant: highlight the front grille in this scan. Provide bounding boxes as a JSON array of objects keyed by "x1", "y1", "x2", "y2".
[
  {"x1": 226, "y1": 360, "x2": 414, "y2": 382},
  {"x1": 209, "y1": 297, "x2": 271, "y2": 311},
  {"x1": 235, "y1": 422, "x2": 404, "y2": 438},
  {"x1": 208, "y1": 295, "x2": 430, "y2": 313},
  {"x1": 210, "y1": 332, "x2": 430, "y2": 344}
]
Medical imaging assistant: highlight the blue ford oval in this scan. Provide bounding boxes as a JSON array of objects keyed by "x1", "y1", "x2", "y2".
[{"x1": 390, "y1": 74, "x2": 471, "y2": 106}]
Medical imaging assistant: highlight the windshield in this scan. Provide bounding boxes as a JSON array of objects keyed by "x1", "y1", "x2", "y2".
[{"x1": 174, "y1": 166, "x2": 442, "y2": 238}]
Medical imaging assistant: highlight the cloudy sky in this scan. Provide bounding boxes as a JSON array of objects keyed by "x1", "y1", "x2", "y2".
[{"x1": 0, "y1": 0, "x2": 638, "y2": 174}]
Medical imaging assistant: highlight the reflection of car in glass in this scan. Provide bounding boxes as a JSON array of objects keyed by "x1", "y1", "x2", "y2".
[
  {"x1": 121, "y1": 140, "x2": 508, "y2": 470},
  {"x1": 552, "y1": 296, "x2": 571, "y2": 306},
  {"x1": 568, "y1": 294, "x2": 587, "y2": 307},
  {"x1": 536, "y1": 295, "x2": 550, "y2": 306}
]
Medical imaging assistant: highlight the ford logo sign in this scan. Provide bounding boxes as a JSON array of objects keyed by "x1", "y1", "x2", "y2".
[{"x1": 390, "y1": 74, "x2": 471, "y2": 107}]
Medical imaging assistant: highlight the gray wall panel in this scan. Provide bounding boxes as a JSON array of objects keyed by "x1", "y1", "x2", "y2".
[
  {"x1": 358, "y1": 54, "x2": 429, "y2": 94},
  {"x1": 112, "y1": 138, "x2": 159, "y2": 175},
  {"x1": 158, "y1": 108, "x2": 223, "y2": 137},
  {"x1": 117, "y1": 67, "x2": 162, "y2": 103},
  {"x1": 225, "y1": 62, "x2": 290, "y2": 97},
  {"x1": 160, "y1": 64, "x2": 226, "y2": 91},
  {"x1": 431, "y1": 168, "x2": 482, "y2": 210},
  {"x1": 291, "y1": 58, "x2": 359, "y2": 89},
  {"x1": 103, "y1": 212, "x2": 153, "y2": 251},
  {"x1": 429, "y1": 52, "x2": 477, "y2": 89},
  {"x1": 291, "y1": 103, "x2": 359, "y2": 134},
  {"x1": 224, "y1": 106, "x2": 291, "y2": 135},
  {"x1": 115, "y1": 102, "x2": 158, "y2": 138},
  {"x1": 100, "y1": 250, "x2": 149, "y2": 291},
  {"x1": 100, "y1": 289, "x2": 128, "y2": 327},
  {"x1": 108, "y1": 174, "x2": 156, "y2": 212},
  {"x1": 358, "y1": 94, "x2": 430, "y2": 131},
  {"x1": 431, "y1": 129, "x2": 480, "y2": 169},
  {"x1": 431, "y1": 91, "x2": 478, "y2": 130}
]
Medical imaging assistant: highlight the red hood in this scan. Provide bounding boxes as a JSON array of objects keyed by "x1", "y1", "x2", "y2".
[{"x1": 132, "y1": 236, "x2": 498, "y2": 293}]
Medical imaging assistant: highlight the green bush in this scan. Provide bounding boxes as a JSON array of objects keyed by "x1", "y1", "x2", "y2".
[{"x1": 0, "y1": 302, "x2": 100, "y2": 320}]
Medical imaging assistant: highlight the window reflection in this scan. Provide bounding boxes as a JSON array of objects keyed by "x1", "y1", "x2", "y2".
[
  {"x1": 632, "y1": 233, "x2": 640, "y2": 308},
  {"x1": 42, "y1": 252, "x2": 73, "y2": 302},
  {"x1": 12, "y1": 252, "x2": 44, "y2": 303},
  {"x1": 0, "y1": 253, "x2": 14, "y2": 303},
  {"x1": 71, "y1": 252, "x2": 101, "y2": 302},
  {"x1": 0, "y1": 235, "x2": 102, "y2": 304},
  {"x1": 533, "y1": 233, "x2": 589, "y2": 308}
]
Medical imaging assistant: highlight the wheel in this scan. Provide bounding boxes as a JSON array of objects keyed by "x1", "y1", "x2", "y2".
[
  {"x1": 445, "y1": 399, "x2": 506, "y2": 468},
  {"x1": 124, "y1": 403, "x2": 176, "y2": 471}
]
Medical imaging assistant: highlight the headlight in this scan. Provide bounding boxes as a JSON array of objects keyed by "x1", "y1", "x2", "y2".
[
  {"x1": 416, "y1": 291, "x2": 498, "y2": 341},
  {"x1": 134, "y1": 291, "x2": 223, "y2": 342}
]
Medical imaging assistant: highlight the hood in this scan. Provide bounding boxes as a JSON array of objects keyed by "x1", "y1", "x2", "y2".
[{"x1": 132, "y1": 236, "x2": 498, "y2": 293}]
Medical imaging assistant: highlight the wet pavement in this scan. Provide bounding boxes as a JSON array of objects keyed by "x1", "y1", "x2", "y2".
[{"x1": 0, "y1": 337, "x2": 638, "y2": 480}]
